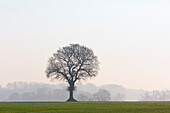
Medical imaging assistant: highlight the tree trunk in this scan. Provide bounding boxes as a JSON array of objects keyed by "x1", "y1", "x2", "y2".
[{"x1": 66, "y1": 82, "x2": 77, "y2": 102}]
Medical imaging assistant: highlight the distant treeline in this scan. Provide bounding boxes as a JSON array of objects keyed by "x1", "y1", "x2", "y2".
[{"x1": 0, "y1": 82, "x2": 169, "y2": 101}]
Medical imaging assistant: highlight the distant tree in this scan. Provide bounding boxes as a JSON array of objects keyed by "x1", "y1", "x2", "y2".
[
  {"x1": 141, "y1": 90, "x2": 170, "y2": 101},
  {"x1": 160, "y1": 90, "x2": 170, "y2": 101},
  {"x1": 76, "y1": 91, "x2": 94, "y2": 101},
  {"x1": 140, "y1": 90, "x2": 160, "y2": 101},
  {"x1": 93, "y1": 89, "x2": 111, "y2": 101},
  {"x1": 8, "y1": 93, "x2": 21, "y2": 100},
  {"x1": 52, "y1": 89, "x2": 68, "y2": 101},
  {"x1": 21, "y1": 92, "x2": 36, "y2": 100},
  {"x1": 46, "y1": 44, "x2": 99, "y2": 101},
  {"x1": 112, "y1": 93, "x2": 125, "y2": 101}
]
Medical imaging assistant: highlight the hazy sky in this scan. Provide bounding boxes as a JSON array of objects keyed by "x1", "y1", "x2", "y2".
[{"x1": 0, "y1": 0, "x2": 170, "y2": 90}]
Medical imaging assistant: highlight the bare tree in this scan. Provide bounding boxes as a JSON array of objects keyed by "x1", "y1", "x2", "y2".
[
  {"x1": 46, "y1": 44, "x2": 99, "y2": 101},
  {"x1": 93, "y1": 89, "x2": 111, "y2": 101}
]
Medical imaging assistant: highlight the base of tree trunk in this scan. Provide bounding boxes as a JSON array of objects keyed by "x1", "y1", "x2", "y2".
[{"x1": 66, "y1": 98, "x2": 77, "y2": 102}]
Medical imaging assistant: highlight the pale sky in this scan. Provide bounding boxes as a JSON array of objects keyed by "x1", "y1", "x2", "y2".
[{"x1": 0, "y1": 0, "x2": 170, "y2": 90}]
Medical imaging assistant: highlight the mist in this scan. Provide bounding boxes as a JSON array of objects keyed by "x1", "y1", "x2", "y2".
[{"x1": 1, "y1": 81, "x2": 170, "y2": 102}]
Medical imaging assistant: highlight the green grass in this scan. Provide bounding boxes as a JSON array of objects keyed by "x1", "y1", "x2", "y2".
[{"x1": 0, "y1": 101, "x2": 170, "y2": 113}]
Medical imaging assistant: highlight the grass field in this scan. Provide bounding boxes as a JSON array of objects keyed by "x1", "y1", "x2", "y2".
[{"x1": 0, "y1": 101, "x2": 170, "y2": 113}]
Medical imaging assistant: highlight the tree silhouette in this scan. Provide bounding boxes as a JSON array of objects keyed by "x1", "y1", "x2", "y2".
[{"x1": 46, "y1": 44, "x2": 99, "y2": 101}]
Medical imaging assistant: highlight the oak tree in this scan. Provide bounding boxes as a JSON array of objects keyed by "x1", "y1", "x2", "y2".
[{"x1": 46, "y1": 44, "x2": 99, "y2": 101}]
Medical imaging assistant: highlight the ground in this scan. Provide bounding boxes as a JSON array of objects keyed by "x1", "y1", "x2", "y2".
[{"x1": 0, "y1": 101, "x2": 170, "y2": 113}]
